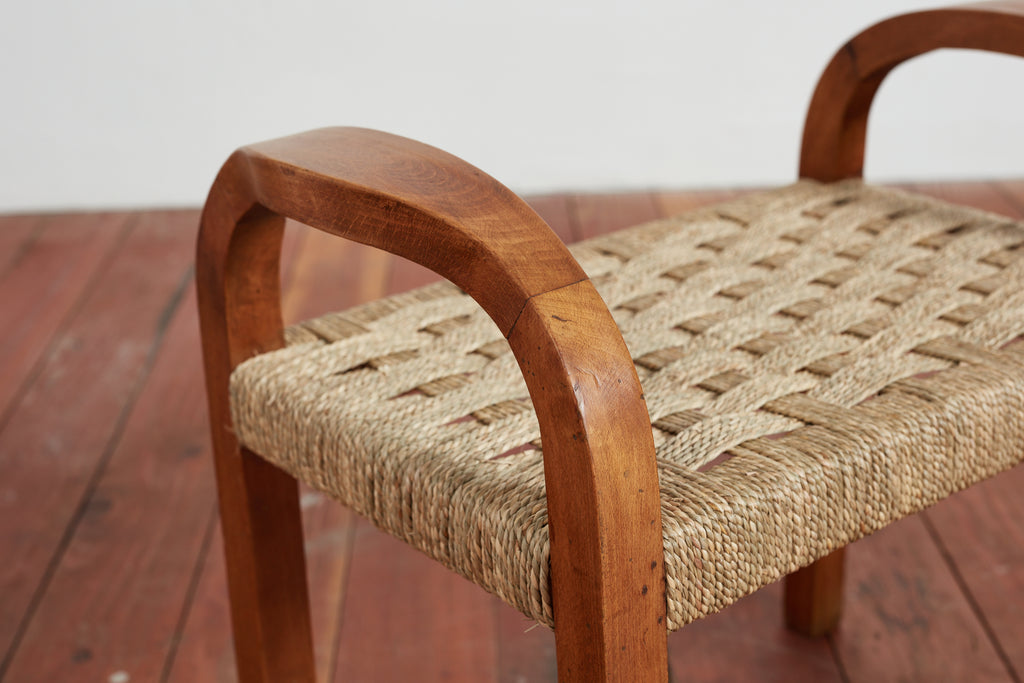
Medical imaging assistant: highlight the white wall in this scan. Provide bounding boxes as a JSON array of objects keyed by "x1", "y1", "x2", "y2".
[{"x1": 3, "y1": 0, "x2": 1024, "y2": 212}]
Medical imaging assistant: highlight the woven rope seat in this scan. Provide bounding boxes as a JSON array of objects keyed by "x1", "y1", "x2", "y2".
[{"x1": 230, "y1": 179, "x2": 1024, "y2": 631}]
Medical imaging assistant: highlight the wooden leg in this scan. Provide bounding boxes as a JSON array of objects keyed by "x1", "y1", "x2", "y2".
[
  {"x1": 552, "y1": 618, "x2": 669, "y2": 683},
  {"x1": 784, "y1": 547, "x2": 845, "y2": 637},
  {"x1": 198, "y1": 206, "x2": 316, "y2": 682},
  {"x1": 212, "y1": 440, "x2": 317, "y2": 683}
]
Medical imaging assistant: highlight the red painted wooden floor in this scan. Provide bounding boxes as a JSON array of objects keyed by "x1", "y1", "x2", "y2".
[{"x1": 1, "y1": 181, "x2": 1024, "y2": 682}]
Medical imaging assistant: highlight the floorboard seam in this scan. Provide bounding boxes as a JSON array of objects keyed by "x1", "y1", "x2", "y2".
[
  {"x1": 0, "y1": 261, "x2": 192, "y2": 682},
  {"x1": 0, "y1": 215, "x2": 135, "y2": 435},
  {"x1": 160, "y1": 502, "x2": 220, "y2": 683},
  {"x1": 921, "y1": 512, "x2": 1022, "y2": 683}
]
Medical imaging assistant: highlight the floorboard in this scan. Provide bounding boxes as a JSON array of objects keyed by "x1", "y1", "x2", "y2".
[
  {"x1": 0, "y1": 213, "x2": 130, "y2": 422},
  {"x1": 0, "y1": 210, "x2": 196, "y2": 677},
  {"x1": 921, "y1": 471, "x2": 1024, "y2": 679},
  {"x1": 334, "y1": 523, "x2": 500, "y2": 683},
  {"x1": 668, "y1": 582, "x2": 844, "y2": 683},
  {"x1": 572, "y1": 191, "x2": 662, "y2": 239},
  {"x1": 656, "y1": 188, "x2": 750, "y2": 217},
  {"x1": 836, "y1": 515, "x2": 1016, "y2": 683},
  {"x1": 907, "y1": 181, "x2": 1024, "y2": 680},
  {"x1": 2, "y1": 282, "x2": 213, "y2": 682},
  {"x1": 525, "y1": 194, "x2": 579, "y2": 243}
]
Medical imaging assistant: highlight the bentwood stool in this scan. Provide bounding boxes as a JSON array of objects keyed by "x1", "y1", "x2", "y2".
[{"x1": 197, "y1": 3, "x2": 1024, "y2": 681}]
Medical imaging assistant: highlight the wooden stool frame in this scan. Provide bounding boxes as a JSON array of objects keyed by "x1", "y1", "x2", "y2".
[{"x1": 196, "y1": 3, "x2": 1024, "y2": 681}]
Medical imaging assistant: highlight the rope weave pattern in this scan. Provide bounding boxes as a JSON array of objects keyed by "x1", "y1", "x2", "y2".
[{"x1": 231, "y1": 180, "x2": 1024, "y2": 630}]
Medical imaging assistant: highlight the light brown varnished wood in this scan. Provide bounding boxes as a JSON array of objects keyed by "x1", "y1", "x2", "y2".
[
  {"x1": 801, "y1": 1, "x2": 1024, "y2": 181},
  {"x1": 169, "y1": 225, "x2": 354, "y2": 683},
  {"x1": 235, "y1": 128, "x2": 588, "y2": 335},
  {"x1": 509, "y1": 280, "x2": 668, "y2": 682},
  {"x1": 197, "y1": 128, "x2": 666, "y2": 682},
  {"x1": 197, "y1": 203, "x2": 317, "y2": 683}
]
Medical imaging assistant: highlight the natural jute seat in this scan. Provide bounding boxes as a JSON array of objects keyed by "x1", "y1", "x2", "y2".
[
  {"x1": 197, "y1": 3, "x2": 1024, "y2": 681},
  {"x1": 231, "y1": 179, "x2": 1024, "y2": 630}
]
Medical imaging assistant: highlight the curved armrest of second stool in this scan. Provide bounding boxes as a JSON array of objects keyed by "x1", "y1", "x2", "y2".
[
  {"x1": 196, "y1": 127, "x2": 668, "y2": 682},
  {"x1": 802, "y1": 0, "x2": 1024, "y2": 181}
]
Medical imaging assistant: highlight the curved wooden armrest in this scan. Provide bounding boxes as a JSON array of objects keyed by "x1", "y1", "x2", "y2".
[
  {"x1": 801, "y1": 1, "x2": 1024, "y2": 181},
  {"x1": 209, "y1": 127, "x2": 586, "y2": 335},
  {"x1": 196, "y1": 127, "x2": 668, "y2": 682}
]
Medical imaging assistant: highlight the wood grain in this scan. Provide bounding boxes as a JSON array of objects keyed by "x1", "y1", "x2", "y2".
[
  {"x1": 380, "y1": 187, "x2": 589, "y2": 297},
  {"x1": 0, "y1": 215, "x2": 43, "y2": 279},
  {"x1": 0, "y1": 210, "x2": 196, "y2": 672},
  {"x1": 164, "y1": 524, "x2": 239, "y2": 683},
  {"x1": 1, "y1": 284, "x2": 215, "y2": 682},
  {"x1": 908, "y1": 180, "x2": 1024, "y2": 678},
  {"x1": 0, "y1": 213, "x2": 129, "y2": 420},
  {"x1": 923, "y1": 468, "x2": 1024, "y2": 677},
  {"x1": 230, "y1": 127, "x2": 587, "y2": 335},
  {"x1": 655, "y1": 189, "x2": 747, "y2": 218},
  {"x1": 784, "y1": 549, "x2": 845, "y2": 637},
  {"x1": 166, "y1": 221, "x2": 345, "y2": 683},
  {"x1": 167, "y1": 499, "x2": 357, "y2": 683},
  {"x1": 796, "y1": 0, "x2": 1024, "y2": 640},
  {"x1": 486, "y1": 194, "x2": 577, "y2": 683},
  {"x1": 573, "y1": 191, "x2": 661, "y2": 240},
  {"x1": 910, "y1": 181, "x2": 1024, "y2": 216},
  {"x1": 508, "y1": 279, "x2": 667, "y2": 682},
  {"x1": 833, "y1": 516, "x2": 1015, "y2": 683},
  {"x1": 333, "y1": 521, "x2": 500, "y2": 683},
  {"x1": 525, "y1": 194, "x2": 580, "y2": 243},
  {"x1": 668, "y1": 582, "x2": 844, "y2": 683}
]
